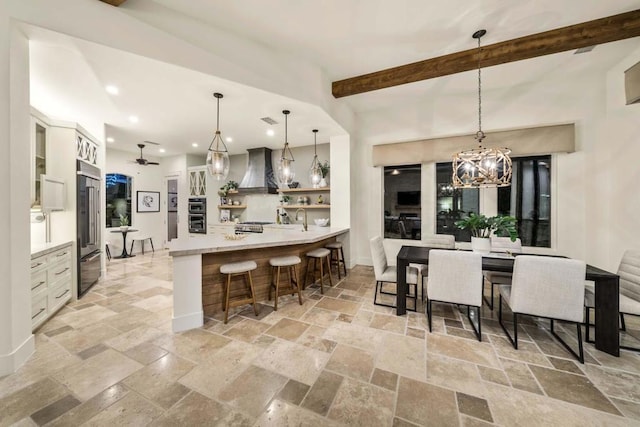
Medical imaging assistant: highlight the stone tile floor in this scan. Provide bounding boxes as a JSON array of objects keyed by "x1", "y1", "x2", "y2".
[{"x1": 2, "y1": 250, "x2": 640, "y2": 426}]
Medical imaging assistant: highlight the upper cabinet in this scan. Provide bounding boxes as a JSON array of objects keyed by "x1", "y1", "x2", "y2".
[
  {"x1": 31, "y1": 117, "x2": 48, "y2": 209},
  {"x1": 188, "y1": 167, "x2": 207, "y2": 197}
]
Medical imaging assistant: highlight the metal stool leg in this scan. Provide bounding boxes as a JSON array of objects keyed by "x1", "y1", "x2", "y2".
[{"x1": 149, "y1": 238, "x2": 155, "y2": 252}]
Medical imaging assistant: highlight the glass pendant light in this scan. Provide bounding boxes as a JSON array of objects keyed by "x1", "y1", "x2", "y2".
[
  {"x1": 206, "y1": 92, "x2": 230, "y2": 181},
  {"x1": 277, "y1": 110, "x2": 295, "y2": 186},
  {"x1": 452, "y1": 30, "x2": 512, "y2": 188},
  {"x1": 308, "y1": 129, "x2": 322, "y2": 188}
]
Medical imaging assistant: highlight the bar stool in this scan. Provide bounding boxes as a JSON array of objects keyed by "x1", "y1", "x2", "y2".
[
  {"x1": 269, "y1": 256, "x2": 303, "y2": 310},
  {"x1": 304, "y1": 248, "x2": 333, "y2": 294},
  {"x1": 220, "y1": 260, "x2": 259, "y2": 324},
  {"x1": 325, "y1": 242, "x2": 347, "y2": 279}
]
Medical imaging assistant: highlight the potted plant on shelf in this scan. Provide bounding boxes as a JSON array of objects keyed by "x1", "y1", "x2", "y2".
[
  {"x1": 319, "y1": 161, "x2": 329, "y2": 187},
  {"x1": 119, "y1": 214, "x2": 129, "y2": 231},
  {"x1": 455, "y1": 213, "x2": 517, "y2": 254},
  {"x1": 280, "y1": 195, "x2": 291, "y2": 206}
]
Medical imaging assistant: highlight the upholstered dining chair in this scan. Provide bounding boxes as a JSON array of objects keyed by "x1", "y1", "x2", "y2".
[
  {"x1": 585, "y1": 249, "x2": 640, "y2": 352},
  {"x1": 483, "y1": 237, "x2": 522, "y2": 310},
  {"x1": 426, "y1": 250, "x2": 483, "y2": 340},
  {"x1": 498, "y1": 255, "x2": 586, "y2": 363},
  {"x1": 370, "y1": 236, "x2": 419, "y2": 311},
  {"x1": 418, "y1": 234, "x2": 456, "y2": 299}
]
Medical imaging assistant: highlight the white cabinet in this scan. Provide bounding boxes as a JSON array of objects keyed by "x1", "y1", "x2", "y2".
[
  {"x1": 30, "y1": 243, "x2": 73, "y2": 330},
  {"x1": 31, "y1": 116, "x2": 48, "y2": 209},
  {"x1": 188, "y1": 167, "x2": 207, "y2": 197}
]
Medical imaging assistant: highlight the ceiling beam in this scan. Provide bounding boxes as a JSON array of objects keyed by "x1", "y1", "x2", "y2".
[
  {"x1": 332, "y1": 9, "x2": 640, "y2": 98},
  {"x1": 99, "y1": 0, "x2": 127, "y2": 6}
]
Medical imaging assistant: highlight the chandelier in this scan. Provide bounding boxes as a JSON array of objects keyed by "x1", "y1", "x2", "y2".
[
  {"x1": 277, "y1": 110, "x2": 295, "y2": 185},
  {"x1": 308, "y1": 129, "x2": 322, "y2": 188},
  {"x1": 206, "y1": 92, "x2": 230, "y2": 181},
  {"x1": 452, "y1": 30, "x2": 512, "y2": 188}
]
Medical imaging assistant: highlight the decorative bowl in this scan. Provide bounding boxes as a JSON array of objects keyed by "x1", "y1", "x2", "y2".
[{"x1": 314, "y1": 218, "x2": 329, "y2": 227}]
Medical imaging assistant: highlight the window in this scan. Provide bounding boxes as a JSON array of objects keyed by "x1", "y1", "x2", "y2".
[
  {"x1": 498, "y1": 155, "x2": 551, "y2": 247},
  {"x1": 436, "y1": 163, "x2": 479, "y2": 242},
  {"x1": 106, "y1": 173, "x2": 133, "y2": 228},
  {"x1": 384, "y1": 165, "x2": 421, "y2": 240}
]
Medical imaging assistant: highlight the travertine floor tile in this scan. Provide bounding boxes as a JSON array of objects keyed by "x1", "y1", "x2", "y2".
[
  {"x1": 256, "y1": 399, "x2": 338, "y2": 427},
  {"x1": 277, "y1": 379, "x2": 311, "y2": 405},
  {"x1": 325, "y1": 344, "x2": 375, "y2": 381},
  {"x1": 395, "y1": 377, "x2": 459, "y2": 426},
  {"x1": 376, "y1": 333, "x2": 426, "y2": 381},
  {"x1": 218, "y1": 365, "x2": 288, "y2": 417},
  {"x1": 254, "y1": 339, "x2": 330, "y2": 385},
  {"x1": 151, "y1": 391, "x2": 253, "y2": 426},
  {"x1": 82, "y1": 391, "x2": 163, "y2": 426},
  {"x1": 265, "y1": 318, "x2": 311, "y2": 341},
  {"x1": 327, "y1": 377, "x2": 395, "y2": 426},
  {"x1": 0, "y1": 378, "x2": 68, "y2": 426},
  {"x1": 426, "y1": 352, "x2": 487, "y2": 397},
  {"x1": 47, "y1": 384, "x2": 129, "y2": 427},
  {"x1": 223, "y1": 318, "x2": 270, "y2": 342},
  {"x1": 300, "y1": 370, "x2": 344, "y2": 416},
  {"x1": 427, "y1": 333, "x2": 500, "y2": 368}
]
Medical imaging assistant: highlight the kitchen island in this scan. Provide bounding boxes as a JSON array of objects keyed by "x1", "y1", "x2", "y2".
[{"x1": 169, "y1": 225, "x2": 349, "y2": 332}]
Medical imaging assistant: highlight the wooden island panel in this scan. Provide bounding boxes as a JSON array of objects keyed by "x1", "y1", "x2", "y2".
[{"x1": 201, "y1": 236, "x2": 336, "y2": 316}]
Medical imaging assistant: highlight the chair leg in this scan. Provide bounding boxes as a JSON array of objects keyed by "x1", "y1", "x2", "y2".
[
  {"x1": 247, "y1": 271, "x2": 259, "y2": 316},
  {"x1": 325, "y1": 255, "x2": 333, "y2": 287},
  {"x1": 585, "y1": 307, "x2": 594, "y2": 344},
  {"x1": 130, "y1": 240, "x2": 135, "y2": 255},
  {"x1": 287, "y1": 266, "x2": 294, "y2": 296},
  {"x1": 620, "y1": 313, "x2": 626, "y2": 331},
  {"x1": 466, "y1": 305, "x2": 482, "y2": 341},
  {"x1": 268, "y1": 266, "x2": 273, "y2": 301},
  {"x1": 149, "y1": 238, "x2": 155, "y2": 252},
  {"x1": 340, "y1": 247, "x2": 347, "y2": 277},
  {"x1": 550, "y1": 319, "x2": 584, "y2": 364},
  {"x1": 294, "y1": 266, "x2": 303, "y2": 305},
  {"x1": 427, "y1": 298, "x2": 432, "y2": 332},
  {"x1": 274, "y1": 266, "x2": 281, "y2": 311},
  {"x1": 224, "y1": 274, "x2": 231, "y2": 324},
  {"x1": 498, "y1": 295, "x2": 518, "y2": 349},
  {"x1": 482, "y1": 280, "x2": 495, "y2": 310},
  {"x1": 105, "y1": 244, "x2": 111, "y2": 261},
  {"x1": 319, "y1": 258, "x2": 325, "y2": 294},
  {"x1": 141, "y1": 240, "x2": 145, "y2": 255}
]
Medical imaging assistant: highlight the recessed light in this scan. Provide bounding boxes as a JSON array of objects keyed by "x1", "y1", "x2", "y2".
[
  {"x1": 266, "y1": 129, "x2": 275, "y2": 136},
  {"x1": 159, "y1": 148, "x2": 166, "y2": 153},
  {"x1": 128, "y1": 115, "x2": 139, "y2": 123},
  {"x1": 225, "y1": 137, "x2": 233, "y2": 143},
  {"x1": 106, "y1": 137, "x2": 114, "y2": 143},
  {"x1": 105, "y1": 85, "x2": 119, "y2": 95},
  {"x1": 192, "y1": 143, "x2": 198, "y2": 147}
]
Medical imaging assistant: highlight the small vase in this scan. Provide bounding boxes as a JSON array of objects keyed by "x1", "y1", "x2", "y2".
[
  {"x1": 319, "y1": 177, "x2": 328, "y2": 188},
  {"x1": 471, "y1": 237, "x2": 490, "y2": 254},
  {"x1": 120, "y1": 226, "x2": 129, "y2": 232}
]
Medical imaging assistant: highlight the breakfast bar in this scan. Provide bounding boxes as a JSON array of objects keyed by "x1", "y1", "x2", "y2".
[{"x1": 169, "y1": 225, "x2": 349, "y2": 332}]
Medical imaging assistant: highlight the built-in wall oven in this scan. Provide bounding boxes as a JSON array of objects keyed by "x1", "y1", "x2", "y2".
[{"x1": 188, "y1": 197, "x2": 206, "y2": 234}]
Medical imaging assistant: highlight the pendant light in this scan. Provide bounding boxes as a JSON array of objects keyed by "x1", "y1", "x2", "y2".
[
  {"x1": 277, "y1": 110, "x2": 295, "y2": 185},
  {"x1": 308, "y1": 129, "x2": 322, "y2": 188},
  {"x1": 206, "y1": 92, "x2": 230, "y2": 181},
  {"x1": 452, "y1": 30, "x2": 512, "y2": 188}
]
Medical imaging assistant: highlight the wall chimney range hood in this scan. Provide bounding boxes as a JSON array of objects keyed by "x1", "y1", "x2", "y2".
[{"x1": 238, "y1": 147, "x2": 279, "y2": 194}]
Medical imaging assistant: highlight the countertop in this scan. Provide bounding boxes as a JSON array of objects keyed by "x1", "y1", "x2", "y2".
[
  {"x1": 31, "y1": 240, "x2": 73, "y2": 258},
  {"x1": 169, "y1": 225, "x2": 349, "y2": 256}
]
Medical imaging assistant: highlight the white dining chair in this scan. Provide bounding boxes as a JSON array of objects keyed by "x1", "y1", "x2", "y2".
[
  {"x1": 418, "y1": 234, "x2": 455, "y2": 298},
  {"x1": 498, "y1": 255, "x2": 586, "y2": 363},
  {"x1": 426, "y1": 249, "x2": 483, "y2": 341},
  {"x1": 585, "y1": 249, "x2": 640, "y2": 352},
  {"x1": 483, "y1": 237, "x2": 522, "y2": 310},
  {"x1": 370, "y1": 236, "x2": 419, "y2": 311}
]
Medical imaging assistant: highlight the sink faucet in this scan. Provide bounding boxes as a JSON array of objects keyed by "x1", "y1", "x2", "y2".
[{"x1": 295, "y1": 208, "x2": 307, "y2": 231}]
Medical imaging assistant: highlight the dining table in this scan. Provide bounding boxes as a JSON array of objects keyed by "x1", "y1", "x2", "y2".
[
  {"x1": 110, "y1": 228, "x2": 138, "y2": 259},
  {"x1": 396, "y1": 246, "x2": 621, "y2": 357}
]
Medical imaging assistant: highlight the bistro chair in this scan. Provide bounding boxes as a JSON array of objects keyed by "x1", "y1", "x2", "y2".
[
  {"x1": 370, "y1": 236, "x2": 419, "y2": 311},
  {"x1": 426, "y1": 250, "x2": 483, "y2": 340},
  {"x1": 483, "y1": 237, "x2": 522, "y2": 310},
  {"x1": 584, "y1": 249, "x2": 640, "y2": 352},
  {"x1": 499, "y1": 255, "x2": 586, "y2": 363}
]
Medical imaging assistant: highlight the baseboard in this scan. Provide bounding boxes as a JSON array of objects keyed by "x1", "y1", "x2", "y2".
[
  {"x1": 355, "y1": 256, "x2": 372, "y2": 266},
  {"x1": 172, "y1": 310, "x2": 204, "y2": 333},
  {"x1": 0, "y1": 333, "x2": 35, "y2": 376}
]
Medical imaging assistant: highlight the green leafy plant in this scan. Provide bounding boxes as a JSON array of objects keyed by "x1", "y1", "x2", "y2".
[
  {"x1": 280, "y1": 195, "x2": 291, "y2": 203},
  {"x1": 319, "y1": 161, "x2": 330, "y2": 178},
  {"x1": 119, "y1": 214, "x2": 129, "y2": 227},
  {"x1": 455, "y1": 213, "x2": 518, "y2": 241},
  {"x1": 218, "y1": 180, "x2": 240, "y2": 197}
]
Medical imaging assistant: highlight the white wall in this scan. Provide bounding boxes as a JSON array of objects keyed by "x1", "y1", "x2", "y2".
[{"x1": 105, "y1": 148, "x2": 165, "y2": 254}]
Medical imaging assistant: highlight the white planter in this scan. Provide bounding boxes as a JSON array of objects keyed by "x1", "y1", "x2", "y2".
[
  {"x1": 319, "y1": 178, "x2": 328, "y2": 188},
  {"x1": 471, "y1": 237, "x2": 490, "y2": 254}
]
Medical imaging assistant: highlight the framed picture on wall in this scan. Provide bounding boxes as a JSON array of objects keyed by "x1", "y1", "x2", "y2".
[{"x1": 137, "y1": 191, "x2": 160, "y2": 212}]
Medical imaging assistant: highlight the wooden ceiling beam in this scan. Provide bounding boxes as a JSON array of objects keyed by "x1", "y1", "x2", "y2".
[
  {"x1": 332, "y1": 9, "x2": 640, "y2": 98},
  {"x1": 99, "y1": 0, "x2": 127, "y2": 6}
]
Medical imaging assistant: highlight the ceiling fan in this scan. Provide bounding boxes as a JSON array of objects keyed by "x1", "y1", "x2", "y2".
[{"x1": 134, "y1": 143, "x2": 159, "y2": 166}]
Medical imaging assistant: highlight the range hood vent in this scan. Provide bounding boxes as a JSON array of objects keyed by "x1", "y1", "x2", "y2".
[
  {"x1": 238, "y1": 147, "x2": 279, "y2": 194},
  {"x1": 625, "y1": 61, "x2": 640, "y2": 105}
]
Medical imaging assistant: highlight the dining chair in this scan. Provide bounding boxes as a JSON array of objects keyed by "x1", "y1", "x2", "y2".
[
  {"x1": 483, "y1": 237, "x2": 522, "y2": 310},
  {"x1": 370, "y1": 236, "x2": 419, "y2": 311},
  {"x1": 498, "y1": 255, "x2": 586, "y2": 363},
  {"x1": 426, "y1": 250, "x2": 483, "y2": 341},
  {"x1": 418, "y1": 234, "x2": 455, "y2": 299},
  {"x1": 584, "y1": 249, "x2": 640, "y2": 352}
]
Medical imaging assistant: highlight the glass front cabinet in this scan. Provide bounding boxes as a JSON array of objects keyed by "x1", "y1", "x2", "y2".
[{"x1": 31, "y1": 116, "x2": 48, "y2": 210}]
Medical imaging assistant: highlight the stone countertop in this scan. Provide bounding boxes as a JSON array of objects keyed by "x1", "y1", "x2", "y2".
[
  {"x1": 169, "y1": 226, "x2": 349, "y2": 257},
  {"x1": 31, "y1": 240, "x2": 73, "y2": 258}
]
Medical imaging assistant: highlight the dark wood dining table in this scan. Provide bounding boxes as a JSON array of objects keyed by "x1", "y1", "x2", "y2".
[{"x1": 396, "y1": 246, "x2": 621, "y2": 356}]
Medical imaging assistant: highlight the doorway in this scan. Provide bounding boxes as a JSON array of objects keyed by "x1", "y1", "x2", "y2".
[{"x1": 167, "y1": 178, "x2": 178, "y2": 242}]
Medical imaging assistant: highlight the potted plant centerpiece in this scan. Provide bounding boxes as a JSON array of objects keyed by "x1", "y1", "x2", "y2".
[
  {"x1": 319, "y1": 161, "x2": 330, "y2": 187},
  {"x1": 119, "y1": 214, "x2": 129, "y2": 231},
  {"x1": 455, "y1": 213, "x2": 517, "y2": 254}
]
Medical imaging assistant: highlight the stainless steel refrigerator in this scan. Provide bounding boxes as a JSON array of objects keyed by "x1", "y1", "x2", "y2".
[{"x1": 77, "y1": 160, "x2": 101, "y2": 297}]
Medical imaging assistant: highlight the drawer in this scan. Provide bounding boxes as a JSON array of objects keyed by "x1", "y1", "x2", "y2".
[
  {"x1": 48, "y1": 262, "x2": 72, "y2": 287},
  {"x1": 49, "y1": 247, "x2": 72, "y2": 266},
  {"x1": 31, "y1": 270, "x2": 48, "y2": 296},
  {"x1": 49, "y1": 279, "x2": 71, "y2": 313},
  {"x1": 31, "y1": 293, "x2": 49, "y2": 329},
  {"x1": 30, "y1": 255, "x2": 48, "y2": 273}
]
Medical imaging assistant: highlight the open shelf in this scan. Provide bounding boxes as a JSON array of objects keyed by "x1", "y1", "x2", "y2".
[
  {"x1": 281, "y1": 204, "x2": 330, "y2": 209},
  {"x1": 217, "y1": 205, "x2": 247, "y2": 209},
  {"x1": 279, "y1": 187, "x2": 330, "y2": 193}
]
